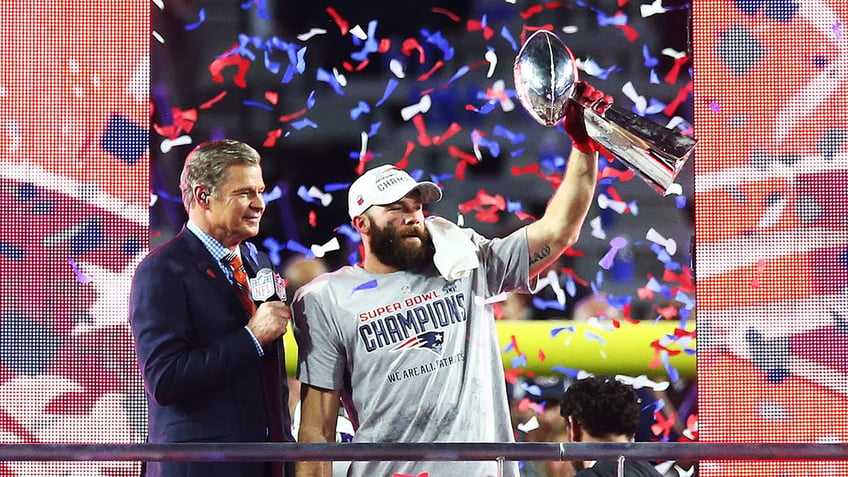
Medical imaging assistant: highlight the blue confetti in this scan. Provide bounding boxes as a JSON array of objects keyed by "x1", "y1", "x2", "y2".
[
  {"x1": 585, "y1": 331, "x2": 606, "y2": 345},
  {"x1": 422, "y1": 29, "x2": 455, "y2": 61},
  {"x1": 351, "y1": 21, "x2": 381, "y2": 62},
  {"x1": 522, "y1": 383, "x2": 542, "y2": 396},
  {"x1": 296, "y1": 185, "x2": 320, "y2": 205},
  {"x1": 493, "y1": 124, "x2": 526, "y2": 145},
  {"x1": 367, "y1": 122, "x2": 382, "y2": 137},
  {"x1": 532, "y1": 297, "x2": 566, "y2": 311},
  {"x1": 376, "y1": 79, "x2": 399, "y2": 107},
  {"x1": 352, "y1": 279, "x2": 379, "y2": 294},
  {"x1": 350, "y1": 101, "x2": 371, "y2": 120},
  {"x1": 262, "y1": 237, "x2": 283, "y2": 266},
  {"x1": 661, "y1": 351, "x2": 680, "y2": 382},
  {"x1": 335, "y1": 224, "x2": 361, "y2": 243},
  {"x1": 448, "y1": 65, "x2": 470, "y2": 84},
  {"x1": 291, "y1": 118, "x2": 319, "y2": 130},
  {"x1": 243, "y1": 100, "x2": 274, "y2": 111},
  {"x1": 184, "y1": 8, "x2": 206, "y2": 31},
  {"x1": 552, "y1": 366, "x2": 581, "y2": 378},
  {"x1": 565, "y1": 275, "x2": 576, "y2": 297},
  {"x1": 550, "y1": 326, "x2": 575, "y2": 337},
  {"x1": 642, "y1": 45, "x2": 659, "y2": 68},
  {"x1": 510, "y1": 354, "x2": 528, "y2": 368},
  {"x1": 285, "y1": 239, "x2": 312, "y2": 257},
  {"x1": 264, "y1": 50, "x2": 281, "y2": 74},
  {"x1": 262, "y1": 185, "x2": 282, "y2": 203},
  {"x1": 325, "y1": 182, "x2": 350, "y2": 193},
  {"x1": 500, "y1": 26, "x2": 518, "y2": 51},
  {"x1": 316, "y1": 67, "x2": 345, "y2": 95}
]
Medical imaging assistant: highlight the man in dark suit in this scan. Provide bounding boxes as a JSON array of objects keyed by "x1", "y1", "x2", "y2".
[{"x1": 129, "y1": 139, "x2": 294, "y2": 477}]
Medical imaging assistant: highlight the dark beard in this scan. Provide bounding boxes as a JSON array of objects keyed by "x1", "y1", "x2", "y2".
[{"x1": 369, "y1": 221, "x2": 434, "y2": 270}]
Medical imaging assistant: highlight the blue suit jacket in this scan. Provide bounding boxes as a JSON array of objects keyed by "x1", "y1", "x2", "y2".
[{"x1": 129, "y1": 228, "x2": 294, "y2": 477}]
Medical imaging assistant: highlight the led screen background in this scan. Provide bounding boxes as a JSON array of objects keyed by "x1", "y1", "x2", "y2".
[
  {"x1": 693, "y1": 0, "x2": 848, "y2": 475},
  {"x1": 0, "y1": 1, "x2": 148, "y2": 475}
]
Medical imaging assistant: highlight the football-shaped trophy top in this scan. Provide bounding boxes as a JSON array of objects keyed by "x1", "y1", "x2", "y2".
[{"x1": 513, "y1": 29, "x2": 577, "y2": 127}]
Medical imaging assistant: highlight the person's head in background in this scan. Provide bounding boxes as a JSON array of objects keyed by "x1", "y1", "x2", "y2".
[
  {"x1": 559, "y1": 375, "x2": 641, "y2": 471},
  {"x1": 282, "y1": 256, "x2": 329, "y2": 298}
]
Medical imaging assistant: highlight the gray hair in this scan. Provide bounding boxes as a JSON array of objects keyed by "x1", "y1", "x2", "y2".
[{"x1": 179, "y1": 139, "x2": 261, "y2": 211}]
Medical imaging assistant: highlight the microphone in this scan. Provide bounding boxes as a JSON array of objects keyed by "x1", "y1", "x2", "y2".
[
  {"x1": 247, "y1": 267, "x2": 288, "y2": 444},
  {"x1": 248, "y1": 268, "x2": 287, "y2": 303}
]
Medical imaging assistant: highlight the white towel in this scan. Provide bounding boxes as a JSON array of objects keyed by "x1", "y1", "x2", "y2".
[{"x1": 424, "y1": 216, "x2": 480, "y2": 281}]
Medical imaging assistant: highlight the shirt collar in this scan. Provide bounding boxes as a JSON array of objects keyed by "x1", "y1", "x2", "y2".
[{"x1": 185, "y1": 219, "x2": 238, "y2": 264}]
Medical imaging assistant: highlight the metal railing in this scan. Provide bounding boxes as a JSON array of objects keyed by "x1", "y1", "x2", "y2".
[{"x1": 0, "y1": 442, "x2": 846, "y2": 462}]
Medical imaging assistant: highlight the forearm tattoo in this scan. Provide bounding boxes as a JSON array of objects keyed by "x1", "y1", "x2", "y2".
[{"x1": 530, "y1": 244, "x2": 551, "y2": 265}]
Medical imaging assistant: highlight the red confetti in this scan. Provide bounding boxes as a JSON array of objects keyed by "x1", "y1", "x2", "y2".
[
  {"x1": 264, "y1": 91, "x2": 278, "y2": 105},
  {"x1": 663, "y1": 81, "x2": 693, "y2": 117},
  {"x1": 432, "y1": 122, "x2": 462, "y2": 145},
  {"x1": 402, "y1": 38, "x2": 426, "y2": 64},
  {"x1": 396, "y1": 142, "x2": 415, "y2": 170},
  {"x1": 503, "y1": 367, "x2": 532, "y2": 385},
  {"x1": 511, "y1": 163, "x2": 540, "y2": 176},
  {"x1": 411, "y1": 115, "x2": 432, "y2": 146},
  {"x1": 431, "y1": 7, "x2": 461, "y2": 22},
  {"x1": 342, "y1": 59, "x2": 370, "y2": 72},
  {"x1": 326, "y1": 7, "x2": 349, "y2": 35},
  {"x1": 209, "y1": 50, "x2": 251, "y2": 88},
  {"x1": 651, "y1": 411, "x2": 676, "y2": 439},
  {"x1": 510, "y1": 335, "x2": 521, "y2": 356},
  {"x1": 417, "y1": 60, "x2": 444, "y2": 81},
  {"x1": 520, "y1": 5, "x2": 545, "y2": 20},
  {"x1": 664, "y1": 55, "x2": 690, "y2": 84},
  {"x1": 278, "y1": 108, "x2": 308, "y2": 122},
  {"x1": 517, "y1": 397, "x2": 544, "y2": 414},
  {"x1": 466, "y1": 19, "x2": 494, "y2": 40},
  {"x1": 519, "y1": 24, "x2": 555, "y2": 45},
  {"x1": 537, "y1": 348, "x2": 546, "y2": 361},
  {"x1": 308, "y1": 210, "x2": 317, "y2": 227},
  {"x1": 616, "y1": 23, "x2": 640, "y2": 42},
  {"x1": 600, "y1": 165, "x2": 635, "y2": 181},
  {"x1": 262, "y1": 129, "x2": 282, "y2": 148},
  {"x1": 663, "y1": 267, "x2": 694, "y2": 293},
  {"x1": 199, "y1": 91, "x2": 228, "y2": 110}
]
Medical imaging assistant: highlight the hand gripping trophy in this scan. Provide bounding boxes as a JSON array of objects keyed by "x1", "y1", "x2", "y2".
[{"x1": 513, "y1": 29, "x2": 697, "y2": 195}]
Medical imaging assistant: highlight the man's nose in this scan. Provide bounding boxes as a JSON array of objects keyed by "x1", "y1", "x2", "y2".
[{"x1": 252, "y1": 193, "x2": 265, "y2": 210}]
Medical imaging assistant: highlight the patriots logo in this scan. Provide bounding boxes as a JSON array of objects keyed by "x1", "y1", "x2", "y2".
[{"x1": 391, "y1": 331, "x2": 444, "y2": 355}]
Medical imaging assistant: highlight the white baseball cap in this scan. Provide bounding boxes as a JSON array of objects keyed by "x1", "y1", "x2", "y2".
[{"x1": 347, "y1": 164, "x2": 442, "y2": 219}]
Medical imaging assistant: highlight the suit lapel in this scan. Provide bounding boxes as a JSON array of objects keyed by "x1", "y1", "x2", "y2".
[{"x1": 177, "y1": 228, "x2": 251, "y2": 321}]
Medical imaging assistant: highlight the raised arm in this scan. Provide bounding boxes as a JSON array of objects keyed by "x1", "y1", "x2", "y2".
[
  {"x1": 525, "y1": 82, "x2": 612, "y2": 278},
  {"x1": 296, "y1": 383, "x2": 342, "y2": 477}
]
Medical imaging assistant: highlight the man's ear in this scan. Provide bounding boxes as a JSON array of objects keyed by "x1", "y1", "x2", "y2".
[
  {"x1": 194, "y1": 186, "x2": 211, "y2": 208},
  {"x1": 567, "y1": 416, "x2": 583, "y2": 442},
  {"x1": 352, "y1": 214, "x2": 370, "y2": 234}
]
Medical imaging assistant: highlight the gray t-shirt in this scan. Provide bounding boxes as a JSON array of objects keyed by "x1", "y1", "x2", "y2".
[{"x1": 293, "y1": 226, "x2": 531, "y2": 477}]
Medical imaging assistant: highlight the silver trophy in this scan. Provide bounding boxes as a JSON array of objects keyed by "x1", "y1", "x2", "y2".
[{"x1": 513, "y1": 29, "x2": 696, "y2": 195}]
